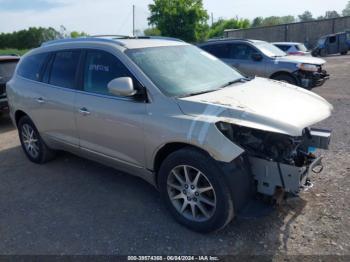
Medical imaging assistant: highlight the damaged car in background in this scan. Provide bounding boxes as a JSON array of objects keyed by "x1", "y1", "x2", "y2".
[
  {"x1": 198, "y1": 39, "x2": 330, "y2": 90},
  {"x1": 7, "y1": 37, "x2": 332, "y2": 233}
]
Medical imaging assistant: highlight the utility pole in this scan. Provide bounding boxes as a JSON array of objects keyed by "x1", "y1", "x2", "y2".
[
  {"x1": 211, "y1": 12, "x2": 214, "y2": 26},
  {"x1": 133, "y1": 5, "x2": 135, "y2": 36}
]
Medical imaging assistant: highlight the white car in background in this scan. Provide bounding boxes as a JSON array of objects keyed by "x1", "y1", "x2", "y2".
[{"x1": 273, "y1": 42, "x2": 311, "y2": 56}]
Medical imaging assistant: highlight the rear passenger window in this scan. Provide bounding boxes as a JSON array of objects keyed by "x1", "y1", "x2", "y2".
[
  {"x1": 202, "y1": 44, "x2": 230, "y2": 59},
  {"x1": 83, "y1": 50, "x2": 132, "y2": 96},
  {"x1": 276, "y1": 45, "x2": 290, "y2": 52},
  {"x1": 17, "y1": 53, "x2": 48, "y2": 81},
  {"x1": 49, "y1": 51, "x2": 80, "y2": 89}
]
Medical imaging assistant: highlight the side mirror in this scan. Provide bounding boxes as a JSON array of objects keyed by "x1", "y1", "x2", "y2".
[
  {"x1": 251, "y1": 53, "x2": 263, "y2": 61},
  {"x1": 107, "y1": 77, "x2": 136, "y2": 97}
]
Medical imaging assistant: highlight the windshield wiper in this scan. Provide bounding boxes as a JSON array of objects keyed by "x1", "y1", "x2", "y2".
[
  {"x1": 219, "y1": 77, "x2": 251, "y2": 89},
  {"x1": 179, "y1": 77, "x2": 252, "y2": 98},
  {"x1": 179, "y1": 89, "x2": 219, "y2": 98}
]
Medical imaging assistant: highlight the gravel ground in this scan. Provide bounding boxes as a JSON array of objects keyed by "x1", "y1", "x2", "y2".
[{"x1": 0, "y1": 55, "x2": 349, "y2": 257}]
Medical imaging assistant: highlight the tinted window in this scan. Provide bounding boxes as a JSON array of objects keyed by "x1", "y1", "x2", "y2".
[
  {"x1": 49, "y1": 51, "x2": 80, "y2": 89},
  {"x1": 329, "y1": 36, "x2": 336, "y2": 44},
  {"x1": 0, "y1": 61, "x2": 18, "y2": 80},
  {"x1": 202, "y1": 44, "x2": 230, "y2": 58},
  {"x1": 83, "y1": 50, "x2": 132, "y2": 96},
  {"x1": 275, "y1": 45, "x2": 291, "y2": 51},
  {"x1": 17, "y1": 53, "x2": 48, "y2": 81},
  {"x1": 230, "y1": 44, "x2": 256, "y2": 60}
]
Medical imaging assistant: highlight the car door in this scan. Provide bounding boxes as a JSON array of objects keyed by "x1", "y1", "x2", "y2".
[
  {"x1": 30, "y1": 50, "x2": 80, "y2": 147},
  {"x1": 75, "y1": 49, "x2": 146, "y2": 168},
  {"x1": 327, "y1": 35, "x2": 338, "y2": 54},
  {"x1": 225, "y1": 43, "x2": 266, "y2": 77},
  {"x1": 338, "y1": 33, "x2": 348, "y2": 53}
]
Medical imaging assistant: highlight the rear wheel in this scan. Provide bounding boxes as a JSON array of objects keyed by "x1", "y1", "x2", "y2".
[
  {"x1": 158, "y1": 147, "x2": 234, "y2": 233},
  {"x1": 18, "y1": 116, "x2": 56, "y2": 164},
  {"x1": 272, "y1": 73, "x2": 297, "y2": 86},
  {"x1": 340, "y1": 51, "x2": 348, "y2": 55}
]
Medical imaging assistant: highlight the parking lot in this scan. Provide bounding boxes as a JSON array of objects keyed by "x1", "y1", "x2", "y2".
[{"x1": 0, "y1": 55, "x2": 349, "y2": 256}]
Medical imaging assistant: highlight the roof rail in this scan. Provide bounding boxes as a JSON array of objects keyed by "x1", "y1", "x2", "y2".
[
  {"x1": 91, "y1": 35, "x2": 184, "y2": 42},
  {"x1": 206, "y1": 37, "x2": 254, "y2": 43},
  {"x1": 136, "y1": 36, "x2": 184, "y2": 42},
  {"x1": 90, "y1": 34, "x2": 133, "y2": 39},
  {"x1": 41, "y1": 37, "x2": 126, "y2": 47}
]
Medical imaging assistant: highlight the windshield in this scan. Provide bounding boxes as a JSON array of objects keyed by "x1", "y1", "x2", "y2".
[
  {"x1": 296, "y1": 44, "x2": 308, "y2": 52},
  {"x1": 0, "y1": 61, "x2": 18, "y2": 80},
  {"x1": 255, "y1": 42, "x2": 286, "y2": 57},
  {"x1": 126, "y1": 45, "x2": 243, "y2": 97}
]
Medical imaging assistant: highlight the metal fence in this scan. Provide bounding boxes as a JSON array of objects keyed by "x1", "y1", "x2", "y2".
[{"x1": 224, "y1": 16, "x2": 350, "y2": 48}]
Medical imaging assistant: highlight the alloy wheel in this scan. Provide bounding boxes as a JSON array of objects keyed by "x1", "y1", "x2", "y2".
[
  {"x1": 167, "y1": 165, "x2": 216, "y2": 222},
  {"x1": 21, "y1": 123, "x2": 40, "y2": 159}
]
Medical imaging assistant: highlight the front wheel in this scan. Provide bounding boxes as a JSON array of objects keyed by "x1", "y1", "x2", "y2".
[
  {"x1": 18, "y1": 116, "x2": 56, "y2": 164},
  {"x1": 158, "y1": 147, "x2": 234, "y2": 233}
]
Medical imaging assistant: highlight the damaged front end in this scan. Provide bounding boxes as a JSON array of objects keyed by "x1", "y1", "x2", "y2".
[{"x1": 216, "y1": 122, "x2": 331, "y2": 196}]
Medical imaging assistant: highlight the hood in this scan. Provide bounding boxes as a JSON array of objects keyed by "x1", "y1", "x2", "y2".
[
  {"x1": 277, "y1": 55, "x2": 325, "y2": 65},
  {"x1": 176, "y1": 77, "x2": 333, "y2": 136}
]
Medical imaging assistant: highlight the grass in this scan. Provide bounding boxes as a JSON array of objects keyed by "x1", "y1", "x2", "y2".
[{"x1": 0, "y1": 49, "x2": 30, "y2": 56}]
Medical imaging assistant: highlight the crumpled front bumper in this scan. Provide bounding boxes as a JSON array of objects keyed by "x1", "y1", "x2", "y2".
[
  {"x1": 295, "y1": 69, "x2": 330, "y2": 89},
  {"x1": 249, "y1": 128, "x2": 331, "y2": 196}
]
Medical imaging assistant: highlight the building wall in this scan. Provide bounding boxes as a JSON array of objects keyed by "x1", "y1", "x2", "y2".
[{"x1": 224, "y1": 16, "x2": 350, "y2": 48}]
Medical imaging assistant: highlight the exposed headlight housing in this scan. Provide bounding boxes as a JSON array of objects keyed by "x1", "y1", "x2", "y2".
[{"x1": 297, "y1": 63, "x2": 318, "y2": 72}]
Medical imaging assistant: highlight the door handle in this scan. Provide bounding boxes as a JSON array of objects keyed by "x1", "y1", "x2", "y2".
[
  {"x1": 79, "y1": 107, "x2": 91, "y2": 116},
  {"x1": 36, "y1": 97, "x2": 45, "y2": 104}
]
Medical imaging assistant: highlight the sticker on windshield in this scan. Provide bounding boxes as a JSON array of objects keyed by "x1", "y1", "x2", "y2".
[
  {"x1": 200, "y1": 51, "x2": 218, "y2": 61},
  {"x1": 89, "y1": 64, "x2": 110, "y2": 72}
]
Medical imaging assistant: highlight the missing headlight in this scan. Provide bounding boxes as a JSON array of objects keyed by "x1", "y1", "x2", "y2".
[{"x1": 216, "y1": 122, "x2": 307, "y2": 166}]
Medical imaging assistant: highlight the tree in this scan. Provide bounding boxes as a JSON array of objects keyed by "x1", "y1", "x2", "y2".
[
  {"x1": 320, "y1": 10, "x2": 341, "y2": 19},
  {"x1": 298, "y1": 11, "x2": 314, "y2": 22},
  {"x1": 261, "y1": 16, "x2": 283, "y2": 26},
  {"x1": 251, "y1": 17, "x2": 263, "y2": 27},
  {"x1": 70, "y1": 31, "x2": 88, "y2": 38},
  {"x1": 0, "y1": 27, "x2": 61, "y2": 49},
  {"x1": 279, "y1": 15, "x2": 296, "y2": 24},
  {"x1": 208, "y1": 18, "x2": 250, "y2": 38},
  {"x1": 144, "y1": 27, "x2": 161, "y2": 36},
  {"x1": 343, "y1": 1, "x2": 350, "y2": 16},
  {"x1": 148, "y1": 0, "x2": 209, "y2": 42}
]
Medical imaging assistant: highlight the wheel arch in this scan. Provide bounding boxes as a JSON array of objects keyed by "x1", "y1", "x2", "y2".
[
  {"x1": 14, "y1": 110, "x2": 29, "y2": 126},
  {"x1": 153, "y1": 142, "x2": 209, "y2": 176},
  {"x1": 270, "y1": 71, "x2": 299, "y2": 85}
]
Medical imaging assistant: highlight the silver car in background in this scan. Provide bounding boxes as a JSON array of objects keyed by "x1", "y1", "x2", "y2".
[
  {"x1": 199, "y1": 39, "x2": 329, "y2": 89},
  {"x1": 7, "y1": 36, "x2": 332, "y2": 232},
  {"x1": 273, "y1": 42, "x2": 311, "y2": 56}
]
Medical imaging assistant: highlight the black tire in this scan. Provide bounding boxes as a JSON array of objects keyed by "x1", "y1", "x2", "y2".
[
  {"x1": 340, "y1": 51, "x2": 348, "y2": 55},
  {"x1": 158, "y1": 147, "x2": 234, "y2": 233},
  {"x1": 18, "y1": 115, "x2": 56, "y2": 164},
  {"x1": 272, "y1": 73, "x2": 297, "y2": 86}
]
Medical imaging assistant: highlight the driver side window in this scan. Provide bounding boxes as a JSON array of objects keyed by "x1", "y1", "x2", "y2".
[
  {"x1": 229, "y1": 44, "x2": 256, "y2": 60},
  {"x1": 83, "y1": 50, "x2": 134, "y2": 96}
]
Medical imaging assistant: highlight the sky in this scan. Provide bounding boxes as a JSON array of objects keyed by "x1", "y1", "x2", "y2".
[{"x1": 0, "y1": 0, "x2": 348, "y2": 35}]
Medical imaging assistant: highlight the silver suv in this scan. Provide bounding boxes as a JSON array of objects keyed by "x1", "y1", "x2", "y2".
[
  {"x1": 7, "y1": 36, "x2": 332, "y2": 232},
  {"x1": 199, "y1": 39, "x2": 329, "y2": 89}
]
